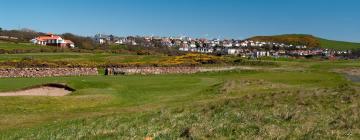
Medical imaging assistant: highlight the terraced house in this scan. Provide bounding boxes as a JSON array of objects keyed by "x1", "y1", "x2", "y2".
[{"x1": 31, "y1": 33, "x2": 75, "y2": 48}]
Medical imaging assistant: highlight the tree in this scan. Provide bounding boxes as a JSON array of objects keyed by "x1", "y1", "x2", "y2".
[
  {"x1": 0, "y1": 27, "x2": 2, "y2": 32},
  {"x1": 61, "y1": 33, "x2": 96, "y2": 49},
  {"x1": 0, "y1": 28, "x2": 42, "y2": 42}
]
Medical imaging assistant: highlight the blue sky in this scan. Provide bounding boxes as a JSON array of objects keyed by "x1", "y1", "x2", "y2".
[{"x1": 0, "y1": 0, "x2": 359, "y2": 42}]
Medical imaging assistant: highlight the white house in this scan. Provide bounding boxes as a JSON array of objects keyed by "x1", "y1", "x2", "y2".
[
  {"x1": 31, "y1": 33, "x2": 75, "y2": 48},
  {"x1": 94, "y1": 34, "x2": 110, "y2": 44}
]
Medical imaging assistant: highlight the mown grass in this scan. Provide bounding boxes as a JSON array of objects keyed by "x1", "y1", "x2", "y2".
[
  {"x1": 0, "y1": 74, "x2": 220, "y2": 131},
  {"x1": 0, "y1": 53, "x2": 167, "y2": 64},
  {"x1": 0, "y1": 60, "x2": 359, "y2": 139}
]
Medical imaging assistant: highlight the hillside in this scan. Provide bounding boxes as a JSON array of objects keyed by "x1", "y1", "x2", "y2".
[
  {"x1": 317, "y1": 38, "x2": 360, "y2": 50},
  {"x1": 249, "y1": 34, "x2": 320, "y2": 48},
  {"x1": 248, "y1": 34, "x2": 360, "y2": 50}
]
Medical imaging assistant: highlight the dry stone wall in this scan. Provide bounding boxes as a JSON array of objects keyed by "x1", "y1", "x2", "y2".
[
  {"x1": 0, "y1": 66, "x2": 242, "y2": 78},
  {"x1": 106, "y1": 66, "x2": 241, "y2": 75},
  {"x1": 0, "y1": 68, "x2": 98, "y2": 78}
]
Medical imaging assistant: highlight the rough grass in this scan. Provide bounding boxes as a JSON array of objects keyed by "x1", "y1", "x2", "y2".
[{"x1": 0, "y1": 61, "x2": 359, "y2": 139}]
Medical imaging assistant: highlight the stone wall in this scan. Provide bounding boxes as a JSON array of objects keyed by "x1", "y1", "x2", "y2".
[
  {"x1": 0, "y1": 66, "x2": 242, "y2": 78},
  {"x1": 106, "y1": 66, "x2": 241, "y2": 75},
  {"x1": 0, "y1": 68, "x2": 98, "y2": 78}
]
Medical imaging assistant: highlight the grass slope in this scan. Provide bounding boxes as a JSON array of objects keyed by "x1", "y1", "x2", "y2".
[
  {"x1": 0, "y1": 60, "x2": 359, "y2": 139},
  {"x1": 0, "y1": 42, "x2": 41, "y2": 50},
  {"x1": 249, "y1": 34, "x2": 320, "y2": 48},
  {"x1": 249, "y1": 34, "x2": 360, "y2": 50},
  {"x1": 318, "y1": 37, "x2": 360, "y2": 50}
]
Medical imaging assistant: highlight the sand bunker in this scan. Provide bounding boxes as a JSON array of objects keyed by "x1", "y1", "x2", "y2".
[{"x1": 0, "y1": 83, "x2": 75, "y2": 97}]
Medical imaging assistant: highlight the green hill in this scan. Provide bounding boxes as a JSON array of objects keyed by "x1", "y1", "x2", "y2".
[
  {"x1": 249, "y1": 34, "x2": 320, "y2": 48},
  {"x1": 248, "y1": 34, "x2": 360, "y2": 50},
  {"x1": 317, "y1": 38, "x2": 360, "y2": 50}
]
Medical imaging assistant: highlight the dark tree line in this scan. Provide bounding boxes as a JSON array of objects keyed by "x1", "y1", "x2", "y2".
[
  {"x1": 350, "y1": 49, "x2": 360, "y2": 58},
  {"x1": 0, "y1": 28, "x2": 45, "y2": 42},
  {"x1": 61, "y1": 33, "x2": 97, "y2": 49}
]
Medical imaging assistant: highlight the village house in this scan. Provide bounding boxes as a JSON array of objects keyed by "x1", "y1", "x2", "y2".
[
  {"x1": 222, "y1": 40, "x2": 233, "y2": 47},
  {"x1": 94, "y1": 34, "x2": 110, "y2": 44},
  {"x1": 227, "y1": 48, "x2": 243, "y2": 55},
  {"x1": 114, "y1": 39, "x2": 125, "y2": 44},
  {"x1": 254, "y1": 51, "x2": 270, "y2": 58},
  {"x1": 189, "y1": 41, "x2": 197, "y2": 48},
  {"x1": 86, "y1": 34, "x2": 353, "y2": 58},
  {"x1": 31, "y1": 33, "x2": 75, "y2": 48}
]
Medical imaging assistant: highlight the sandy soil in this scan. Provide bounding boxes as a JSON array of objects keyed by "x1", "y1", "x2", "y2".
[
  {"x1": 335, "y1": 68, "x2": 360, "y2": 82},
  {"x1": 346, "y1": 69, "x2": 360, "y2": 76},
  {"x1": 0, "y1": 86, "x2": 72, "y2": 97},
  {"x1": 335, "y1": 68, "x2": 360, "y2": 76}
]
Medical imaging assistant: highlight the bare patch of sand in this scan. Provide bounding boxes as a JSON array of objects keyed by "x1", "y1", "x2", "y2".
[
  {"x1": 335, "y1": 68, "x2": 360, "y2": 76},
  {"x1": 334, "y1": 68, "x2": 360, "y2": 82},
  {"x1": 0, "y1": 84, "x2": 74, "y2": 97}
]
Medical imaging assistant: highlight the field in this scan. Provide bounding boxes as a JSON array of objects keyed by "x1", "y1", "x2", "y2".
[{"x1": 0, "y1": 59, "x2": 359, "y2": 139}]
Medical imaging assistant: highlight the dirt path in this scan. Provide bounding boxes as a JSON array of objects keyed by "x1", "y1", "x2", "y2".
[{"x1": 0, "y1": 86, "x2": 72, "y2": 97}]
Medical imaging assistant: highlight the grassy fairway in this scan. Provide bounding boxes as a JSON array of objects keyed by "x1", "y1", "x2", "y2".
[
  {"x1": 0, "y1": 60, "x2": 359, "y2": 139},
  {"x1": 0, "y1": 53, "x2": 167, "y2": 64}
]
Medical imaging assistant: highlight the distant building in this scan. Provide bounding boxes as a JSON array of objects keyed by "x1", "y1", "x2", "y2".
[
  {"x1": 94, "y1": 34, "x2": 110, "y2": 44},
  {"x1": 31, "y1": 33, "x2": 75, "y2": 48}
]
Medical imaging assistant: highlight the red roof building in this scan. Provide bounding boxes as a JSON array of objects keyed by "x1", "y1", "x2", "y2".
[{"x1": 31, "y1": 34, "x2": 75, "y2": 48}]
